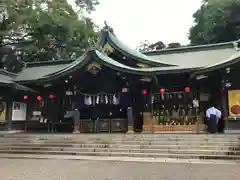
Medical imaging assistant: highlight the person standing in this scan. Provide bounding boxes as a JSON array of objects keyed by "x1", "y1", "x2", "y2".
[{"x1": 206, "y1": 103, "x2": 222, "y2": 133}]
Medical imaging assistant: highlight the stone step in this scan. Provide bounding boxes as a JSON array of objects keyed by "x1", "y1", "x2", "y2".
[
  {"x1": 0, "y1": 149, "x2": 239, "y2": 160},
  {"x1": 0, "y1": 135, "x2": 238, "y2": 141},
  {"x1": 0, "y1": 134, "x2": 238, "y2": 138},
  {"x1": 0, "y1": 143, "x2": 238, "y2": 150},
  {"x1": 0, "y1": 139, "x2": 238, "y2": 146},
  {"x1": 0, "y1": 137, "x2": 239, "y2": 142},
  {"x1": 0, "y1": 134, "x2": 239, "y2": 140},
  {"x1": 0, "y1": 146, "x2": 239, "y2": 155},
  {"x1": 0, "y1": 141, "x2": 240, "y2": 148}
]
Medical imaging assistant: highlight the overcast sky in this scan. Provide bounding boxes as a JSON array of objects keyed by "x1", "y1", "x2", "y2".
[{"x1": 70, "y1": 0, "x2": 203, "y2": 48}]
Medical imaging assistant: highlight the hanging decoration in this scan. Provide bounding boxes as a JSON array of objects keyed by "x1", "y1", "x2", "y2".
[
  {"x1": 121, "y1": 88, "x2": 128, "y2": 92},
  {"x1": 78, "y1": 91, "x2": 119, "y2": 106},
  {"x1": 96, "y1": 95, "x2": 100, "y2": 104},
  {"x1": 49, "y1": 94, "x2": 55, "y2": 99},
  {"x1": 141, "y1": 89, "x2": 147, "y2": 95},
  {"x1": 184, "y1": 87, "x2": 190, "y2": 93},
  {"x1": 37, "y1": 96, "x2": 42, "y2": 101},
  {"x1": 85, "y1": 96, "x2": 92, "y2": 105},
  {"x1": 113, "y1": 94, "x2": 118, "y2": 105},
  {"x1": 105, "y1": 95, "x2": 108, "y2": 104},
  {"x1": 160, "y1": 88, "x2": 165, "y2": 94},
  {"x1": 23, "y1": 95, "x2": 28, "y2": 100}
]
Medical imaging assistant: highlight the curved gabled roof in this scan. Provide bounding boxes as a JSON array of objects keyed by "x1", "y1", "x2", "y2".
[
  {"x1": 14, "y1": 49, "x2": 196, "y2": 84},
  {"x1": 0, "y1": 70, "x2": 36, "y2": 92},
  {"x1": 145, "y1": 41, "x2": 240, "y2": 69},
  {"x1": 99, "y1": 27, "x2": 176, "y2": 67},
  {"x1": 13, "y1": 42, "x2": 240, "y2": 84}
]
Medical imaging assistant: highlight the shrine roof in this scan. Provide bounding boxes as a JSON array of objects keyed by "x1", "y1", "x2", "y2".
[
  {"x1": 93, "y1": 50, "x2": 197, "y2": 74},
  {"x1": 100, "y1": 27, "x2": 176, "y2": 67},
  {"x1": 14, "y1": 54, "x2": 88, "y2": 82},
  {"x1": 144, "y1": 41, "x2": 240, "y2": 69},
  {"x1": 12, "y1": 42, "x2": 240, "y2": 83},
  {"x1": 0, "y1": 70, "x2": 36, "y2": 92},
  {"x1": 14, "y1": 50, "x2": 197, "y2": 83}
]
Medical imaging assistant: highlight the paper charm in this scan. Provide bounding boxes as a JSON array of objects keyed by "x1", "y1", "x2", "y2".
[
  {"x1": 105, "y1": 95, "x2": 108, "y2": 104},
  {"x1": 96, "y1": 95, "x2": 100, "y2": 104}
]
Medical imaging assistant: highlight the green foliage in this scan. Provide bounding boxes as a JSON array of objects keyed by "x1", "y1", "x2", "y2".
[
  {"x1": 167, "y1": 42, "x2": 181, "y2": 49},
  {"x1": 138, "y1": 40, "x2": 181, "y2": 52},
  {"x1": 0, "y1": 0, "x2": 99, "y2": 72},
  {"x1": 189, "y1": 0, "x2": 240, "y2": 45}
]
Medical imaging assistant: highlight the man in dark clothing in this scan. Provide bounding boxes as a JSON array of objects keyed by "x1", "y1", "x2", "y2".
[
  {"x1": 218, "y1": 116, "x2": 225, "y2": 133},
  {"x1": 206, "y1": 103, "x2": 222, "y2": 134}
]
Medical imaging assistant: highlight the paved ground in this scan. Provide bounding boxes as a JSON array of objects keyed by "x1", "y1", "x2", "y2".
[{"x1": 0, "y1": 159, "x2": 239, "y2": 180}]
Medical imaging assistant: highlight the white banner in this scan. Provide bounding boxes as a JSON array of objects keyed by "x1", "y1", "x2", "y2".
[{"x1": 12, "y1": 102, "x2": 27, "y2": 121}]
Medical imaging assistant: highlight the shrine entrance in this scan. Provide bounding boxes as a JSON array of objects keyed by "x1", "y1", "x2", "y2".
[
  {"x1": 77, "y1": 105, "x2": 128, "y2": 133},
  {"x1": 67, "y1": 63, "x2": 139, "y2": 133}
]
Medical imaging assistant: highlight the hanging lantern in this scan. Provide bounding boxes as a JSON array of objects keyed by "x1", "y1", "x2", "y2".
[
  {"x1": 37, "y1": 96, "x2": 42, "y2": 101},
  {"x1": 141, "y1": 89, "x2": 147, "y2": 95},
  {"x1": 160, "y1": 88, "x2": 165, "y2": 94},
  {"x1": 23, "y1": 95, "x2": 28, "y2": 100},
  {"x1": 122, "y1": 88, "x2": 128, "y2": 92},
  {"x1": 49, "y1": 94, "x2": 55, "y2": 99},
  {"x1": 184, "y1": 87, "x2": 190, "y2": 93}
]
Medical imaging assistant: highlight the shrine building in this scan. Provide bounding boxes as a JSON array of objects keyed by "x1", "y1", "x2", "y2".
[{"x1": 0, "y1": 24, "x2": 240, "y2": 133}]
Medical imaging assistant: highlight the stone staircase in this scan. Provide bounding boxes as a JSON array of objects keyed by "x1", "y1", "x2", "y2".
[{"x1": 0, "y1": 134, "x2": 239, "y2": 160}]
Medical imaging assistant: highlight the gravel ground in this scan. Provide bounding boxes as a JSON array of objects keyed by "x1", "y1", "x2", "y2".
[{"x1": 0, "y1": 159, "x2": 239, "y2": 180}]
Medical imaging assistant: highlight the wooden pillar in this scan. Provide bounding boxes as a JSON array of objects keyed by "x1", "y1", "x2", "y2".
[{"x1": 7, "y1": 101, "x2": 13, "y2": 131}]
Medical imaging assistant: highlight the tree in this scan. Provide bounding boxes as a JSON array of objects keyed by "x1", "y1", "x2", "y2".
[
  {"x1": 0, "y1": 0, "x2": 99, "y2": 72},
  {"x1": 148, "y1": 41, "x2": 166, "y2": 50},
  {"x1": 167, "y1": 42, "x2": 181, "y2": 49},
  {"x1": 189, "y1": 0, "x2": 240, "y2": 45},
  {"x1": 137, "y1": 40, "x2": 151, "y2": 52}
]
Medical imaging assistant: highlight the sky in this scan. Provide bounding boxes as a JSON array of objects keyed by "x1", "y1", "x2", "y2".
[{"x1": 70, "y1": 0, "x2": 203, "y2": 48}]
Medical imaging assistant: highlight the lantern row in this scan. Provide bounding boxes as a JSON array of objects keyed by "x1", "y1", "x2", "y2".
[
  {"x1": 141, "y1": 87, "x2": 190, "y2": 95},
  {"x1": 23, "y1": 94, "x2": 55, "y2": 101}
]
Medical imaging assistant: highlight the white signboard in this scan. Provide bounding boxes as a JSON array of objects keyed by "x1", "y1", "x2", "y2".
[{"x1": 12, "y1": 102, "x2": 27, "y2": 121}]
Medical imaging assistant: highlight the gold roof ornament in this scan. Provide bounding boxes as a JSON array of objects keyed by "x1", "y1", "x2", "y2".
[
  {"x1": 137, "y1": 63, "x2": 149, "y2": 68},
  {"x1": 103, "y1": 43, "x2": 114, "y2": 53}
]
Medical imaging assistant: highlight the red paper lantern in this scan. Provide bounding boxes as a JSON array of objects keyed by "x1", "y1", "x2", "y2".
[
  {"x1": 141, "y1": 89, "x2": 147, "y2": 95},
  {"x1": 121, "y1": 88, "x2": 128, "y2": 92},
  {"x1": 23, "y1": 95, "x2": 28, "y2": 100},
  {"x1": 160, "y1": 88, "x2": 165, "y2": 94},
  {"x1": 184, "y1": 87, "x2": 190, "y2": 93},
  {"x1": 49, "y1": 94, "x2": 55, "y2": 99},
  {"x1": 37, "y1": 96, "x2": 42, "y2": 101}
]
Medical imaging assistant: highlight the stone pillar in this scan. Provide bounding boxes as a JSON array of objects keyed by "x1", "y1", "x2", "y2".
[
  {"x1": 127, "y1": 107, "x2": 134, "y2": 133},
  {"x1": 73, "y1": 109, "x2": 80, "y2": 133}
]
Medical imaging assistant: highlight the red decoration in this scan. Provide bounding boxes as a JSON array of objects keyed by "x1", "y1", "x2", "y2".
[
  {"x1": 23, "y1": 95, "x2": 28, "y2": 100},
  {"x1": 49, "y1": 94, "x2": 55, "y2": 99},
  {"x1": 184, "y1": 87, "x2": 190, "y2": 93},
  {"x1": 160, "y1": 88, "x2": 165, "y2": 94},
  {"x1": 122, "y1": 88, "x2": 128, "y2": 92},
  {"x1": 141, "y1": 89, "x2": 147, "y2": 95},
  {"x1": 37, "y1": 96, "x2": 42, "y2": 101}
]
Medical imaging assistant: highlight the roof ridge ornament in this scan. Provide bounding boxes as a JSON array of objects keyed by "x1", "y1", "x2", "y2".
[
  {"x1": 103, "y1": 21, "x2": 115, "y2": 35},
  {"x1": 233, "y1": 40, "x2": 240, "y2": 51}
]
